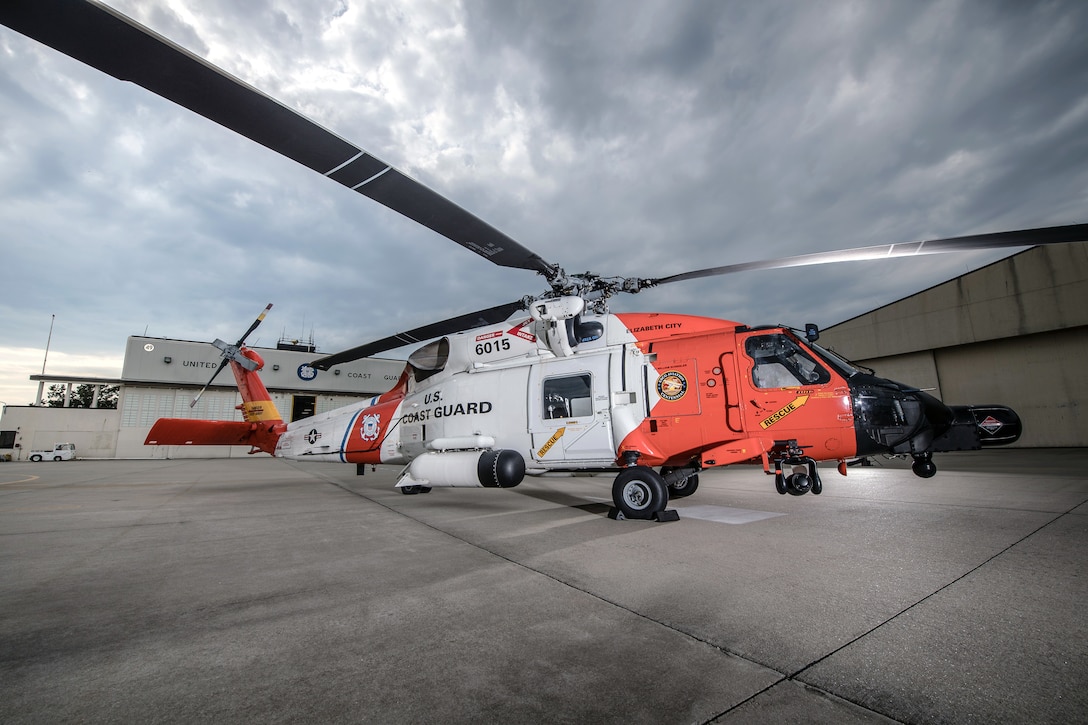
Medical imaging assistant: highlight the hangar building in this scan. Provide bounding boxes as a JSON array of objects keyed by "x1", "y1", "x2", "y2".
[{"x1": 1, "y1": 336, "x2": 404, "y2": 460}]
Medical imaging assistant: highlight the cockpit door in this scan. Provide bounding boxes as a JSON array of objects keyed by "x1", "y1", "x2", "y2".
[{"x1": 735, "y1": 330, "x2": 853, "y2": 453}]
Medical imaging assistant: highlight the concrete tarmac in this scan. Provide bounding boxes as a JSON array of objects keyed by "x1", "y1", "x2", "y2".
[{"x1": 1, "y1": 450, "x2": 1085, "y2": 723}]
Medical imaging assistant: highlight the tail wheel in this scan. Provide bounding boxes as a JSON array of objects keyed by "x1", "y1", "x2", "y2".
[
  {"x1": 612, "y1": 467, "x2": 668, "y2": 520},
  {"x1": 912, "y1": 454, "x2": 937, "y2": 478}
]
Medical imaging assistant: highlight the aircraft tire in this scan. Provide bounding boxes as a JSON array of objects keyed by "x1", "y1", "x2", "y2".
[{"x1": 613, "y1": 466, "x2": 668, "y2": 520}]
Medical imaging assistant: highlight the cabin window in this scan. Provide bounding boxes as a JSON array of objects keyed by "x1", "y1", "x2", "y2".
[
  {"x1": 542, "y1": 373, "x2": 593, "y2": 419},
  {"x1": 745, "y1": 334, "x2": 830, "y2": 389}
]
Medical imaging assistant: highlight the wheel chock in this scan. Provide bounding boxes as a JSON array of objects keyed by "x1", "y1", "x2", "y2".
[{"x1": 607, "y1": 507, "x2": 680, "y2": 522}]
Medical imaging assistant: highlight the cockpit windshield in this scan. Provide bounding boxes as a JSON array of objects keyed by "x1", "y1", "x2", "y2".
[{"x1": 809, "y1": 342, "x2": 863, "y2": 378}]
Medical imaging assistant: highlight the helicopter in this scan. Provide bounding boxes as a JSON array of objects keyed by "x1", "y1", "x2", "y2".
[{"x1": 5, "y1": 1, "x2": 1086, "y2": 520}]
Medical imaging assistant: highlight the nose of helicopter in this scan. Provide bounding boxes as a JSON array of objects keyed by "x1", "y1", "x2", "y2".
[
  {"x1": 849, "y1": 376, "x2": 953, "y2": 458},
  {"x1": 848, "y1": 373, "x2": 1023, "y2": 475}
]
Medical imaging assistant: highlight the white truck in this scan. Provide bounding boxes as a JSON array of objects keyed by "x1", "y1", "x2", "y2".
[{"x1": 29, "y1": 443, "x2": 76, "y2": 462}]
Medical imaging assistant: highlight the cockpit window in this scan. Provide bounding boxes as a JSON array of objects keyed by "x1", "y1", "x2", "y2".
[{"x1": 745, "y1": 334, "x2": 831, "y2": 389}]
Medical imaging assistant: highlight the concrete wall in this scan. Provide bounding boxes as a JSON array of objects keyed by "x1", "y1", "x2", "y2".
[
  {"x1": 1, "y1": 406, "x2": 122, "y2": 460},
  {"x1": 821, "y1": 244, "x2": 1088, "y2": 447}
]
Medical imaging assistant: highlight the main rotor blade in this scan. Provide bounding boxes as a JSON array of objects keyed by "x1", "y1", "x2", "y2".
[
  {"x1": 646, "y1": 224, "x2": 1088, "y2": 287},
  {"x1": 311, "y1": 300, "x2": 527, "y2": 370},
  {"x1": 0, "y1": 1, "x2": 556, "y2": 278}
]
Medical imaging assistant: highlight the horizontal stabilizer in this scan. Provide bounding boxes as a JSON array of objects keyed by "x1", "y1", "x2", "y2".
[{"x1": 145, "y1": 419, "x2": 261, "y2": 447}]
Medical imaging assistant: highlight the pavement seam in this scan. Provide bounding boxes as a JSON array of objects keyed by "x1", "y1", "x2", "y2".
[{"x1": 703, "y1": 676, "x2": 904, "y2": 725}]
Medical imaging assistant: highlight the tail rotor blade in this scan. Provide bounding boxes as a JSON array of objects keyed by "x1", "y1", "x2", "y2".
[
  {"x1": 190, "y1": 359, "x2": 229, "y2": 408},
  {"x1": 236, "y1": 303, "x2": 273, "y2": 346}
]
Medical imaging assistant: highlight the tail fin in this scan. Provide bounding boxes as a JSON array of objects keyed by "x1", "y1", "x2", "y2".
[
  {"x1": 144, "y1": 305, "x2": 284, "y2": 456},
  {"x1": 231, "y1": 346, "x2": 284, "y2": 427}
]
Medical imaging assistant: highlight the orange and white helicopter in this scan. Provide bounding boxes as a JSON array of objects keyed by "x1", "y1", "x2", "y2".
[{"x1": 6, "y1": 1, "x2": 1087, "y2": 520}]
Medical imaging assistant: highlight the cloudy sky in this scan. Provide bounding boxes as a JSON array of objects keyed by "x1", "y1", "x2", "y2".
[{"x1": 1, "y1": 0, "x2": 1086, "y2": 407}]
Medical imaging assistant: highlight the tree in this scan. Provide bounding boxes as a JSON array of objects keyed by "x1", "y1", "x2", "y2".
[{"x1": 42, "y1": 384, "x2": 119, "y2": 409}]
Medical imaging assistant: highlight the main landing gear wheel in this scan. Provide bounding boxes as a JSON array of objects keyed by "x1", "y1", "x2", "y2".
[
  {"x1": 661, "y1": 467, "x2": 699, "y2": 498},
  {"x1": 400, "y1": 485, "x2": 432, "y2": 495},
  {"x1": 612, "y1": 466, "x2": 669, "y2": 520}
]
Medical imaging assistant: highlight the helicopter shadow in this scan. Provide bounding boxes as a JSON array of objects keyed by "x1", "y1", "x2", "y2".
[{"x1": 510, "y1": 485, "x2": 616, "y2": 518}]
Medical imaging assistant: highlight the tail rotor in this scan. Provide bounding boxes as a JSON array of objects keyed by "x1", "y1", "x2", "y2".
[{"x1": 190, "y1": 303, "x2": 273, "y2": 407}]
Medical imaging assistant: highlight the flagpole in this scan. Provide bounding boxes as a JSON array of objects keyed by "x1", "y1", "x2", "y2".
[{"x1": 36, "y1": 314, "x2": 55, "y2": 405}]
